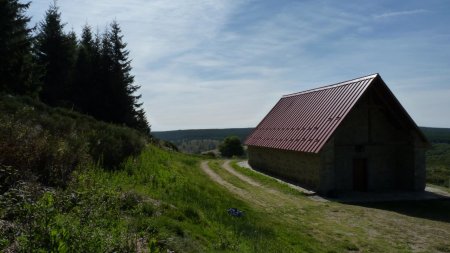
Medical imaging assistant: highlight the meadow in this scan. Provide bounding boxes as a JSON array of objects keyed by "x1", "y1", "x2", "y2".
[
  {"x1": 2, "y1": 145, "x2": 450, "y2": 252},
  {"x1": 1, "y1": 95, "x2": 449, "y2": 252}
]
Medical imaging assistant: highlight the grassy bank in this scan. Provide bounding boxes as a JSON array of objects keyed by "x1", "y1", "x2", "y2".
[
  {"x1": 1, "y1": 146, "x2": 321, "y2": 252},
  {"x1": 2, "y1": 148, "x2": 450, "y2": 252},
  {"x1": 1, "y1": 95, "x2": 449, "y2": 252}
]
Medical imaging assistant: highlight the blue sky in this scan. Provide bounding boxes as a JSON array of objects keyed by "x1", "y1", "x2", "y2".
[{"x1": 26, "y1": 0, "x2": 450, "y2": 130}]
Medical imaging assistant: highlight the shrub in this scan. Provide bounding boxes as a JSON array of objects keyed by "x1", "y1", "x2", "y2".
[
  {"x1": 88, "y1": 125, "x2": 146, "y2": 169},
  {"x1": 219, "y1": 136, "x2": 244, "y2": 158},
  {"x1": 0, "y1": 94, "x2": 148, "y2": 189}
]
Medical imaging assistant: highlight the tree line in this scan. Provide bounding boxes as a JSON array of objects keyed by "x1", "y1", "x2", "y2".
[{"x1": 0, "y1": 0, "x2": 150, "y2": 134}]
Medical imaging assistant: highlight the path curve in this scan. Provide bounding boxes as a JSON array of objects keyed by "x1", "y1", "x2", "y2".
[
  {"x1": 200, "y1": 161, "x2": 267, "y2": 207},
  {"x1": 222, "y1": 160, "x2": 292, "y2": 198},
  {"x1": 222, "y1": 160, "x2": 326, "y2": 202},
  {"x1": 222, "y1": 160, "x2": 261, "y2": 187}
]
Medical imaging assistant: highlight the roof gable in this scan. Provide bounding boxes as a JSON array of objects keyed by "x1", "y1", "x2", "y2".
[{"x1": 245, "y1": 74, "x2": 428, "y2": 153}]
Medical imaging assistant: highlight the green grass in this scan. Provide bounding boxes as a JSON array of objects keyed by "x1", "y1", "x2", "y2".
[
  {"x1": 230, "y1": 160, "x2": 305, "y2": 196},
  {"x1": 208, "y1": 160, "x2": 450, "y2": 253},
  {"x1": 2, "y1": 146, "x2": 450, "y2": 252},
  {"x1": 1, "y1": 146, "x2": 322, "y2": 252}
]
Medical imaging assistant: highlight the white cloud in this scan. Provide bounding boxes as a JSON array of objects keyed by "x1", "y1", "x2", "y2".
[
  {"x1": 373, "y1": 9, "x2": 429, "y2": 19},
  {"x1": 25, "y1": 1, "x2": 450, "y2": 130}
]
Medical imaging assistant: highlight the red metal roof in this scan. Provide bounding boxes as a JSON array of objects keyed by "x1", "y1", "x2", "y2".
[{"x1": 245, "y1": 73, "x2": 390, "y2": 153}]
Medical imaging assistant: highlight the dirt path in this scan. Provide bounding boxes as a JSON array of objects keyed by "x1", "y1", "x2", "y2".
[
  {"x1": 200, "y1": 161, "x2": 268, "y2": 207},
  {"x1": 201, "y1": 160, "x2": 324, "y2": 212},
  {"x1": 222, "y1": 160, "x2": 326, "y2": 202},
  {"x1": 222, "y1": 160, "x2": 261, "y2": 187},
  {"x1": 200, "y1": 160, "x2": 450, "y2": 252},
  {"x1": 201, "y1": 160, "x2": 314, "y2": 219}
]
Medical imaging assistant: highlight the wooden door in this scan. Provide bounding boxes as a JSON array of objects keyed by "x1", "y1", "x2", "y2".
[{"x1": 353, "y1": 158, "x2": 368, "y2": 191}]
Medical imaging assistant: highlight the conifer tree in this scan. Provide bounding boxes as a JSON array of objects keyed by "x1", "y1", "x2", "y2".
[
  {"x1": 0, "y1": 0, "x2": 37, "y2": 95},
  {"x1": 100, "y1": 21, "x2": 150, "y2": 134},
  {"x1": 34, "y1": 3, "x2": 77, "y2": 107},
  {"x1": 73, "y1": 25, "x2": 96, "y2": 113}
]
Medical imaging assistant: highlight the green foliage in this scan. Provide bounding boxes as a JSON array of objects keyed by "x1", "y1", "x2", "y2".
[
  {"x1": 0, "y1": 0, "x2": 38, "y2": 96},
  {"x1": 1, "y1": 2, "x2": 152, "y2": 135},
  {"x1": 34, "y1": 3, "x2": 77, "y2": 107},
  {"x1": 153, "y1": 128, "x2": 251, "y2": 154},
  {"x1": 92, "y1": 20, "x2": 150, "y2": 134},
  {"x1": 72, "y1": 25, "x2": 97, "y2": 114},
  {"x1": 0, "y1": 94, "x2": 147, "y2": 188},
  {"x1": 4, "y1": 142, "x2": 448, "y2": 252},
  {"x1": 176, "y1": 139, "x2": 220, "y2": 154},
  {"x1": 219, "y1": 136, "x2": 244, "y2": 158},
  {"x1": 1, "y1": 145, "x2": 296, "y2": 252},
  {"x1": 427, "y1": 143, "x2": 450, "y2": 188}
]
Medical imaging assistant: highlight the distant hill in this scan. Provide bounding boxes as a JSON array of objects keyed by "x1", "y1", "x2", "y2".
[
  {"x1": 153, "y1": 128, "x2": 253, "y2": 142},
  {"x1": 153, "y1": 126, "x2": 450, "y2": 154},
  {"x1": 152, "y1": 128, "x2": 253, "y2": 154},
  {"x1": 153, "y1": 126, "x2": 450, "y2": 144},
  {"x1": 420, "y1": 127, "x2": 450, "y2": 143}
]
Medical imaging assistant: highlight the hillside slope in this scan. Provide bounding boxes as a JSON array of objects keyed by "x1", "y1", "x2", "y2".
[
  {"x1": 3, "y1": 143, "x2": 449, "y2": 252},
  {"x1": 1, "y1": 96, "x2": 449, "y2": 252}
]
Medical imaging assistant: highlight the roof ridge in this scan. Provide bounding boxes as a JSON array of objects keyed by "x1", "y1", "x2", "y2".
[{"x1": 283, "y1": 73, "x2": 378, "y2": 98}]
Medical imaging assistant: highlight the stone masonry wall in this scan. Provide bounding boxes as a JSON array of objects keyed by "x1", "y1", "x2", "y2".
[
  {"x1": 247, "y1": 146, "x2": 321, "y2": 190},
  {"x1": 333, "y1": 84, "x2": 424, "y2": 191}
]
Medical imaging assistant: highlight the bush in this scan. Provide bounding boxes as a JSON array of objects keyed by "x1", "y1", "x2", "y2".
[
  {"x1": 219, "y1": 136, "x2": 244, "y2": 158},
  {"x1": 0, "y1": 95, "x2": 147, "y2": 189},
  {"x1": 88, "y1": 125, "x2": 146, "y2": 169}
]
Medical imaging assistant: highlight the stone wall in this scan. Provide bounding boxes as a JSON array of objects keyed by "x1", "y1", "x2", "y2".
[
  {"x1": 247, "y1": 146, "x2": 321, "y2": 190},
  {"x1": 332, "y1": 84, "x2": 425, "y2": 191}
]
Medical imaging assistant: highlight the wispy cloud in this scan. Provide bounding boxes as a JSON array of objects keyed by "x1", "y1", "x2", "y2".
[
  {"x1": 373, "y1": 9, "x2": 429, "y2": 19},
  {"x1": 26, "y1": 1, "x2": 450, "y2": 130}
]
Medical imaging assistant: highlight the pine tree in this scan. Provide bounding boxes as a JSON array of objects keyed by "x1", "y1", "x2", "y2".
[
  {"x1": 73, "y1": 25, "x2": 96, "y2": 113},
  {"x1": 65, "y1": 29, "x2": 78, "y2": 105},
  {"x1": 101, "y1": 21, "x2": 150, "y2": 134},
  {"x1": 0, "y1": 0, "x2": 38, "y2": 95},
  {"x1": 34, "y1": 3, "x2": 77, "y2": 107}
]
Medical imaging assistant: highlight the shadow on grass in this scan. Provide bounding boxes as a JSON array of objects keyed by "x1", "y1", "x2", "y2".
[{"x1": 353, "y1": 199, "x2": 450, "y2": 223}]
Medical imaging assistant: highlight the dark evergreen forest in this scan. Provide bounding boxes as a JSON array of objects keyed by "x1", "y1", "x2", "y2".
[{"x1": 0, "y1": 0, "x2": 150, "y2": 134}]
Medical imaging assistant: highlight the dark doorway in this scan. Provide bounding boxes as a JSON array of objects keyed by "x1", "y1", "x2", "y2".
[{"x1": 353, "y1": 158, "x2": 368, "y2": 191}]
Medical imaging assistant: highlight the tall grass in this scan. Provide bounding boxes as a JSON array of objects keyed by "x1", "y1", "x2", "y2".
[{"x1": 1, "y1": 145, "x2": 323, "y2": 252}]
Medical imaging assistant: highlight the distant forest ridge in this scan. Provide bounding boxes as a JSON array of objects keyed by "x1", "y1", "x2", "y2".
[
  {"x1": 153, "y1": 127, "x2": 450, "y2": 144},
  {"x1": 420, "y1": 127, "x2": 450, "y2": 143},
  {"x1": 153, "y1": 128, "x2": 254, "y2": 143}
]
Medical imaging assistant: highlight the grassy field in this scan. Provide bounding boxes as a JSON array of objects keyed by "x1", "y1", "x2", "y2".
[
  {"x1": 2, "y1": 145, "x2": 450, "y2": 252},
  {"x1": 0, "y1": 146, "x2": 320, "y2": 252},
  {"x1": 1, "y1": 94, "x2": 449, "y2": 252},
  {"x1": 208, "y1": 160, "x2": 450, "y2": 253}
]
